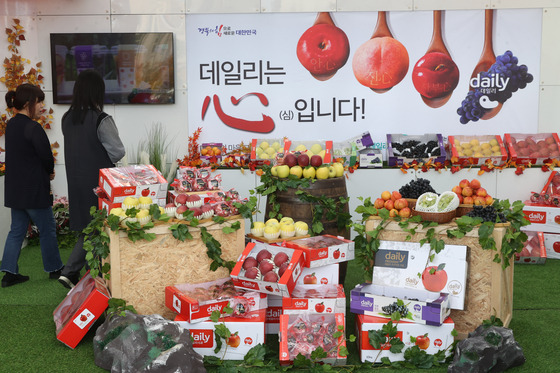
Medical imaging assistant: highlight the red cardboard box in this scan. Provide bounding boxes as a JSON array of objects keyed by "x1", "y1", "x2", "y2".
[
  {"x1": 298, "y1": 263, "x2": 339, "y2": 285},
  {"x1": 515, "y1": 231, "x2": 546, "y2": 264},
  {"x1": 505, "y1": 133, "x2": 560, "y2": 165},
  {"x1": 279, "y1": 312, "x2": 346, "y2": 366},
  {"x1": 282, "y1": 284, "x2": 346, "y2": 315},
  {"x1": 53, "y1": 272, "x2": 110, "y2": 349},
  {"x1": 99, "y1": 165, "x2": 168, "y2": 202},
  {"x1": 355, "y1": 314, "x2": 455, "y2": 363},
  {"x1": 522, "y1": 202, "x2": 560, "y2": 234},
  {"x1": 543, "y1": 232, "x2": 560, "y2": 259},
  {"x1": 265, "y1": 295, "x2": 283, "y2": 334},
  {"x1": 448, "y1": 135, "x2": 508, "y2": 166},
  {"x1": 285, "y1": 235, "x2": 355, "y2": 268},
  {"x1": 231, "y1": 242, "x2": 304, "y2": 297},
  {"x1": 165, "y1": 278, "x2": 267, "y2": 323},
  {"x1": 175, "y1": 309, "x2": 266, "y2": 360}
]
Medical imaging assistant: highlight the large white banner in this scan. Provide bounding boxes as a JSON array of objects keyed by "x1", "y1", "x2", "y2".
[{"x1": 186, "y1": 9, "x2": 541, "y2": 151}]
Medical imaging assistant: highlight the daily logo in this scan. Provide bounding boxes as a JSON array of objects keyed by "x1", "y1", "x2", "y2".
[
  {"x1": 191, "y1": 329, "x2": 213, "y2": 348},
  {"x1": 524, "y1": 211, "x2": 546, "y2": 224}
]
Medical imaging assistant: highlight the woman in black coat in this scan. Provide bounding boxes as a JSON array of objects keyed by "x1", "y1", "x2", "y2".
[
  {"x1": 58, "y1": 70, "x2": 125, "y2": 289},
  {"x1": 1, "y1": 84, "x2": 63, "y2": 287}
]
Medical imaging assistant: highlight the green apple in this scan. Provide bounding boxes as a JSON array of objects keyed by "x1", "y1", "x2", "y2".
[
  {"x1": 259, "y1": 153, "x2": 269, "y2": 160},
  {"x1": 253, "y1": 221, "x2": 266, "y2": 229},
  {"x1": 306, "y1": 150, "x2": 314, "y2": 157},
  {"x1": 260, "y1": 141, "x2": 270, "y2": 150},
  {"x1": 332, "y1": 162, "x2": 344, "y2": 177},
  {"x1": 136, "y1": 209, "x2": 150, "y2": 219},
  {"x1": 110, "y1": 207, "x2": 124, "y2": 216},
  {"x1": 265, "y1": 218, "x2": 279, "y2": 226},
  {"x1": 138, "y1": 196, "x2": 152, "y2": 205},
  {"x1": 302, "y1": 166, "x2": 316, "y2": 179},
  {"x1": 256, "y1": 147, "x2": 264, "y2": 156},
  {"x1": 280, "y1": 217, "x2": 294, "y2": 224},
  {"x1": 316, "y1": 166, "x2": 329, "y2": 180},
  {"x1": 328, "y1": 166, "x2": 336, "y2": 178},
  {"x1": 271, "y1": 165, "x2": 278, "y2": 176},
  {"x1": 310, "y1": 144, "x2": 322, "y2": 154},
  {"x1": 266, "y1": 147, "x2": 276, "y2": 156},
  {"x1": 294, "y1": 221, "x2": 308, "y2": 231},
  {"x1": 271, "y1": 141, "x2": 281, "y2": 151},
  {"x1": 290, "y1": 165, "x2": 303, "y2": 178},
  {"x1": 277, "y1": 165, "x2": 290, "y2": 178},
  {"x1": 295, "y1": 144, "x2": 307, "y2": 152},
  {"x1": 123, "y1": 196, "x2": 139, "y2": 207},
  {"x1": 318, "y1": 150, "x2": 326, "y2": 161}
]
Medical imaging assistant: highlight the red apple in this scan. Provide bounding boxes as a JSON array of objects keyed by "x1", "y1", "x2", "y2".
[
  {"x1": 555, "y1": 215, "x2": 560, "y2": 224},
  {"x1": 256, "y1": 249, "x2": 272, "y2": 263},
  {"x1": 394, "y1": 198, "x2": 408, "y2": 210},
  {"x1": 259, "y1": 259, "x2": 274, "y2": 275},
  {"x1": 421, "y1": 265, "x2": 448, "y2": 292},
  {"x1": 278, "y1": 262, "x2": 289, "y2": 277},
  {"x1": 398, "y1": 207, "x2": 411, "y2": 218},
  {"x1": 263, "y1": 271, "x2": 279, "y2": 283},
  {"x1": 461, "y1": 187, "x2": 473, "y2": 197},
  {"x1": 273, "y1": 252, "x2": 289, "y2": 267},
  {"x1": 244, "y1": 267, "x2": 260, "y2": 280},
  {"x1": 227, "y1": 333, "x2": 240, "y2": 348},
  {"x1": 463, "y1": 196, "x2": 474, "y2": 205},
  {"x1": 176, "y1": 205, "x2": 188, "y2": 216},
  {"x1": 297, "y1": 153, "x2": 310, "y2": 167},
  {"x1": 310, "y1": 155, "x2": 323, "y2": 167},
  {"x1": 242, "y1": 257, "x2": 258, "y2": 270},
  {"x1": 517, "y1": 140, "x2": 527, "y2": 148},
  {"x1": 296, "y1": 23, "x2": 350, "y2": 80},
  {"x1": 142, "y1": 188, "x2": 150, "y2": 197},
  {"x1": 381, "y1": 191, "x2": 392, "y2": 201},
  {"x1": 459, "y1": 179, "x2": 470, "y2": 189},
  {"x1": 485, "y1": 195, "x2": 494, "y2": 206},
  {"x1": 546, "y1": 136, "x2": 556, "y2": 145},
  {"x1": 374, "y1": 198, "x2": 385, "y2": 209},
  {"x1": 474, "y1": 196, "x2": 486, "y2": 206},
  {"x1": 315, "y1": 302, "x2": 325, "y2": 313},
  {"x1": 175, "y1": 194, "x2": 188, "y2": 206},
  {"x1": 415, "y1": 334, "x2": 430, "y2": 350},
  {"x1": 384, "y1": 199, "x2": 394, "y2": 210},
  {"x1": 392, "y1": 191, "x2": 402, "y2": 200},
  {"x1": 333, "y1": 249, "x2": 341, "y2": 259},
  {"x1": 412, "y1": 52, "x2": 459, "y2": 98},
  {"x1": 470, "y1": 179, "x2": 481, "y2": 190},
  {"x1": 476, "y1": 188, "x2": 487, "y2": 197},
  {"x1": 352, "y1": 36, "x2": 409, "y2": 90},
  {"x1": 456, "y1": 194, "x2": 464, "y2": 204},
  {"x1": 284, "y1": 153, "x2": 298, "y2": 168},
  {"x1": 452, "y1": 185, "x2": 462, "y2": 195},
  {"x1": 389, "y1": 208, "x2": 399, "y2": 217}
]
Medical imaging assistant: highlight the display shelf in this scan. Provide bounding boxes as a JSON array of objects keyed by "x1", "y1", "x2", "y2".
[{"x1": 365, "y1": 218, "x2": 513, "y2": 339}]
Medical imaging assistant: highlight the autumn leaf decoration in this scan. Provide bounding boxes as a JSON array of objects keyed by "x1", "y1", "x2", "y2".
[{"x1": 1, "y1": 18, "x2": 54, "y2": 137}]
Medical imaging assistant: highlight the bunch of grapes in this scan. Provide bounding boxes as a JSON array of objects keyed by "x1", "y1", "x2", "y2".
[
  {"x1": 399, "y1": 178, "x2": 437, "y2": 199},
  {"x1": 381, "y1": 302, "x2": 409, "y2": 318},
  {"x1": 465, "y1": 205, "x2": 506, "y2": 223},
  {"x1": 392, "y1": 140, "x2": 441, "y2": 158},
  {"x1": 457, "y1": 50, "x2": 533, "y2": 124}
]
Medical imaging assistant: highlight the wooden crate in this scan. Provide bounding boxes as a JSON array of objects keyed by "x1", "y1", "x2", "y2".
[
  {"x1": 365, "y1": 218, "x2": 513, "y2": 339},
  {"x1": 105, "y1": 217, "x2": 245, "y2": 319}
]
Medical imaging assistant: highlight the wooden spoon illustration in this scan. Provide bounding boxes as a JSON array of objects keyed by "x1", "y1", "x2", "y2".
[
  {"x1": 352, "y1": 11, "x2": 409, "y2": 93},
  {"x1": 296, "y1": 12, "x2": 350, "y2": 81},
  {"x1": 416, "y1": 10, "x2": 460, "y2": 108},
  {"x1": 470, "y1": 9, "x2": 502, "y2": 119}
]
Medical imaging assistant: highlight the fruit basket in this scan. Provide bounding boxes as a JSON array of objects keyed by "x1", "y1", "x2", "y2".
[
  {"x1": 386, "y1": 133, "x2": 446, "y2": 167},
  {"x1": 411, "y1": 207, "x2": 456, "y2": 223},
  {"x1": 448, "y1": 135, "x2": 508, "y2": 166},
  {"x1": 504, "y1": 133, "x2": 560, "y2": 165}
]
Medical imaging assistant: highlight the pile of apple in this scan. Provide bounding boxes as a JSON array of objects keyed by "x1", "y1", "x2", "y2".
[
  {"x1": 509, "y1": 135, "x2": 560, "y2": 159},
  {"x1": 241, "y1": 248, "x2": 292, "y2": 283},
  {"x1": 372, "y1": 190, "x2": 412, "y2": 218},
  {"x1": 255, "y1": 140, "x2": 284, "y2": 160},
  {"x1": 451, "y1": 179, "x2": 494, "y2": 206},
  {"x1": 271, "y1": 152, "x2": 344, "y2": 180}
]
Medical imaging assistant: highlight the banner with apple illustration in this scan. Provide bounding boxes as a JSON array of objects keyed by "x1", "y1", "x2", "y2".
[{"x1": 186, "y1": 9, "x2": 541, "y2": 151}]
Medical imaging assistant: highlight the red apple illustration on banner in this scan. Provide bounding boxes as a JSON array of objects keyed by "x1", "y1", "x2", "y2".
[
  {"x1": 303, "y1": 273, "x2": 317, "y2": 284},
  {"x1": 315, "y1": 302, "x2": 325, "y2": 313},
  {"x1": 227, "y1": 332, "x2": 240, "y2": 348},
  {"x1": 352, "y1": 11, "x2": 409, "y2": 93},
  {"x1": 415, "y1": 334, "x2": 430, "y2": 350},
  {"x1": 296, "y1": 12, "x2": 350, "y2": 81},
  {"x1": 412, "y1": 11, "x2": 459, "y2": 108},
  {"x1": 421, "y1": 264, "x2": 448, "y2": 292}
]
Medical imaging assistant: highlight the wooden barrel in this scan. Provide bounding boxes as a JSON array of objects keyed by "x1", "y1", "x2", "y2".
[{"x1": 264, "y1": 177, "x2": 351, "y2": 284}]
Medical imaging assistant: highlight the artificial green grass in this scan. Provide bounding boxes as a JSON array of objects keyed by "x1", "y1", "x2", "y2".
[{"x1": 2, "y1": 245, "x2": 560, "y2": 372}]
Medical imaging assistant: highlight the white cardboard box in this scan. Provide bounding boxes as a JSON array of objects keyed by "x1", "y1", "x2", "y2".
[
  {"x1": 372, "y1": 240, "x2": 468, "y2": 310},
  {"x1": 543, "y1": 232, "x2": 560, "y2": 259},
  {"x1": 523, "y1": 202, "x2": 560, "y2": 234},
  {"x1": 298, "y1": 263, "x2": 339, "y2": 285},
  {"x1": 282, "y1": 284, "x2": 346, "y2": 315}
]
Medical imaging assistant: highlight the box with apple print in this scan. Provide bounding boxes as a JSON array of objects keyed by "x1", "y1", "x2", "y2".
[
  {"x1": 231, "y1": 242, "x2": 305, "y2": 297},
  {"x1": 164, "y1": 277, "x2": 267, "y2": 323},
  {"x1": 372, "y1": 240, "x2": 467, "y2": 310},
  {"x1": 543, "y1": 232, "x2": 560, "y2": 260},
  {"x1": 53, "y1": 271, "x2": 110, "y2": 349},
  {"x1": 284, "y1": 235, "x2": 355, "y2": 268},
  {"x1": 99, "y1": 164, "x2": 168, "y2": 202},
  {"x1": 522, "y1": 202, "x2": 560, "y2": 234},
  {"x1": 355, "y1": 314, "x2": 455, "y2": 363},
  {"x1": 175, "y1": 309, "x2": 266, "y2": 360},
  {"x1": 298, "y1": 263, "x2": 339, "y2": 285},
  {"x1": 283, "y1": 284, "x2": 345, "y2": 315},
  {"x1": 350, "y1": 283, "x2": 450, "y2": 326}
]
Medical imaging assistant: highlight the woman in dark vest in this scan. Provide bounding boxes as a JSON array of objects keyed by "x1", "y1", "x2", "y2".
[
  {"x1": 58, "y1": 70, "x2": 125, "y2": 289},
  {"x1": 1, "y1": 84, "x2": 63, "y2": 287}
]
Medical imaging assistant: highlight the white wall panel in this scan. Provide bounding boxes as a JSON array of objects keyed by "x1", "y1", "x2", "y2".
[
  {"x1": 492, "y1": 0, "x2": 560, "y2": 9},
  {"x1": 36, "y1": 0, "x2": 110, "y2": 16},
  {"x1": 540, "y1": 8, "x2": 560, "y2": 85},
  {"x1": 186, "y1": 0, "x2": 260, "y2": 14},
  {"x1": 261, "y1": 0, "x2": 335, "y2": 13},
  {"x1": 111, "y1": 0, "x2": 185, "y2": 15},
  {"x1": 0, "y1": 0, "x2": 37, "y2": 16},
  {"x1": 337, "y1": 0, "x2": 412, "y2": 12},
  {"x1": 495, "y1": 168, "x2": 553, "y2": 202},
  {"x1": 538, "y1": 86, "x2": 560, "y2": 133},
  {"x1": 111, "y1": 89, "x2": 189, "y2": 163},
  {"x1": 36, "y1": 16, "x2": 112, "y2": 92},
  {"x1": 110, "y1": 14, "x2": 187, "y2": 90},
  {"x1": 414, "y1": 0, "x2": 489, "y2": 11}
]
